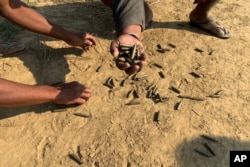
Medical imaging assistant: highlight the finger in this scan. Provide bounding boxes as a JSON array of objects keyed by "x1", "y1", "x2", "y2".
[
  {"x1": 83, "y1": 47, "x2": 89, "y2": 52},
  {"x1": 83, "y1": 44, "x2": 93, "y2": 52},
  {"x1": 139, "y1": 51, "x2": 146, "y2": 61},
  {"x1": 84, "y1": 39, "x2": 93, "y2": 46},
  {"x1": 86, "y1": 37, "x2": 97, "y2": 46},
  {"x1": 83, "y1": 88, "x2": 91, "y2": 94},
  {"x1": 110, "y1": 49, "x2": 119, "y2": 60},
  {"x1": 139, "y1": 60, "x2": 146, "y2": 68},
  {"x1": 137, "y1": 42, "x2": 144, "y2": 51},
  {"x1": 81, "y1": 92, "x2": 91, "y2": 101},
  {"x1": 85, "y1": 34, "x2": 97, "y2": 45},
  {"x1": 110, "y1": 40, "x2": 120, "y2": 58},
  {"x1": 116, "y1": 61, "x2": 131, "y2": 70},
  {"x1": 90, "y1": 38, "x2": 97, "y2": 46},
  {"x1": 81, "y1": 93, "x2": 91, "y2": 101},
  {"x1": 137, "y1": 63, "x2": 144, "y2": 72},
  {"x1": 75, "y1": 98, "x2": 86, "y2": 104},
  {"x1": 81, "y1": 89, "x2": 91, "y2": 98},
  {"x1": 112, "y1": 48, "x2": 120, "y2": 59},
  {"x1": 125, "y1": 65, "x2": 140, "y2": 75},
  {"x1": 137, "y1": 52, "x2": 146, "y2": 72}
]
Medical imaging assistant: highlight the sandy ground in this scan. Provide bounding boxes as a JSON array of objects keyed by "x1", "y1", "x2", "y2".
[{"x1": 0, "y1": 0, "x2": 250, "y2": 166}]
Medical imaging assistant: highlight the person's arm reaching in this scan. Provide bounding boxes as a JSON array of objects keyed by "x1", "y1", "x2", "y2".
[
  {"x1": 110, "y1": 25, "x2": 145, "y2": 75},
  {"x1": 0, "y1": 78, "x2": 91, "y2": 108},
  {"x1": 0, "y1": 0, "x2": 96, "y2": 51},
  {"x1": 107, "y1": 0, "x2": 152, "y2": 74}
]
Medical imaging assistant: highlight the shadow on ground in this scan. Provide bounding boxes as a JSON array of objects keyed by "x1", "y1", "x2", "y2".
[{"x1": 176, "y1": 135, "x2": 250, "y2": 167}]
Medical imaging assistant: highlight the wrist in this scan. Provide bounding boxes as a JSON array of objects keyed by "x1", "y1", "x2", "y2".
[
  {"x1": 118, "y1": 25, "x2": 142, "y2": 39},
  {"x1": 39, "y1": 85, "x2": 60, "y2": 103},
  {"x1": 122, "y1": 33, "x2": 140, "y2": 41}
]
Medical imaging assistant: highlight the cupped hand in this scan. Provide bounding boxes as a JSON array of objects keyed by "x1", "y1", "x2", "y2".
[{"x1": 110, "y1": 34, "x2": 146, "y2": 75}]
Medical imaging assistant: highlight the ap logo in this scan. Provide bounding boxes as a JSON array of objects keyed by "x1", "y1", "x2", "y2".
[{"x1": 230, "y1": 151, "x2": 250, "y2": 167}]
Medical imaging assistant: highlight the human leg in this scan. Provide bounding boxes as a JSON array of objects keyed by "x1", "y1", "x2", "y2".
[
  {"x1": 190, "y1": 0, "x2": 219, "y2": 23},
  {"x1": 112, "y1": 0, "x2": 152, "y2": 34},
  {"x1": 144, "y1": 1, "x2": 153, "y2": 28},
  {"x1": 189, "y1": 0, "x2": 231, "y2": 38}
]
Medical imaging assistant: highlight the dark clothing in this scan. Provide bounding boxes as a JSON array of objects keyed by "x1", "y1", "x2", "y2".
[
  {"x1": 112, "y1": 0, "x2": 145, "y2": 31},
  {"x1": 110, "y1": 0, "x2": 153, "y2": 32}
]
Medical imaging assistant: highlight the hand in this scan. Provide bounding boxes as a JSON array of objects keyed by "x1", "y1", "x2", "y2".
[
  {"x1": 67, "y1": 33, "x2": 97, "y2": 52},
  {"x1": 54, "y1": 81, "x2": 91, "y2": 105},
  {"x1": 81, "y1": 33, "x2": 97, "y2": 51},
  {"x1": 110, "y1": 34, "x2": 146, "y2": 75}
]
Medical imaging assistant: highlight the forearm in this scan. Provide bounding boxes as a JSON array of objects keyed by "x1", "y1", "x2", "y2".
[
  {"x1": 0, "y1": 78, "x2": 58, "y2": 107},
  {"x1": 0, "y1": 0, "x2": 73, "y2": 43}
]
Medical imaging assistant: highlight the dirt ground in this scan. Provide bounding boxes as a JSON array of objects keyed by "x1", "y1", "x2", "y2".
[{"x1": 0, "y1": 0, "x2": 249, "y2": 166}]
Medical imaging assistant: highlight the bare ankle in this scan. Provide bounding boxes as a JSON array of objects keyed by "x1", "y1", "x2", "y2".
[{"x1": 189, "y1": 9, "x2": 209, "y2": 23}]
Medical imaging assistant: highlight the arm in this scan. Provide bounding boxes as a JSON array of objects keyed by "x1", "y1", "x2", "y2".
[
  {"x1": 0, "y1": 78, "x2": 91, "y2": 108},
  {"x1": 0, "y1": 0, "x2": 96, "y2": 50},
  {"x1": 110, "y1": 25, "x2": 145, "y2": 75},
  {"x1": 109, "y1": 0, "x2": 152, "y2": 74}
]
